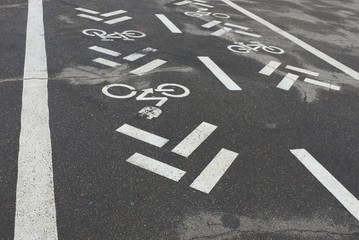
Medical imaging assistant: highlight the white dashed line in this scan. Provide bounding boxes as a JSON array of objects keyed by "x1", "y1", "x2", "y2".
[
  {"x1": 285, "y1": 65, "x2": 319, "y2": 77},
  {"x1": 93, "y1": 58, "x2": 121, "y2": 68},
  {"x1": 100, "y1": 10, "x2": 127, "y2": 17},
  {"x1": 77, "y1": 14, "x2": 103, "y2": 21},
  {"x1": 155, "y1": 14, "x2": 182, "y2": 33},
  {"x1": 75, "y1": 7, "x2": 99, "y2": 15},
  {"x1": 89, "y1": 46, "x2": 121, "y2": 57},
  {"x1": 130, "y1": 59, "x2": 167, "y2": 76},
  {"x1": 104, "y1": 16, "x2": 132, "y2": 25},
  {"x1": 276, "y1": 73, "x2": 299, "y2": 90},
  {"x1": 304, "y1": 78, "x2": 341, "y2": 91},
  {"x1": 259, "y1": 61, "x2": 281, "y2": 76}
]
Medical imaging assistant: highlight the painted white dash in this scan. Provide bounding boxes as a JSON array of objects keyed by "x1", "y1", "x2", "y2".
[
  {"x1": 276, "y1": 73, "x2": 299, "y2": 90},
  {"x1": 116, "y1": 124, "x2": 169, "y2": 148},
  {"x1": 198, "y1": 56, "x2": 242, "y2": 90},
  {"x1": 202, "y1": 20, "x2": 222, "y2": 29},
  {"x1": 101, "y1": 10, "x2": 127, "y2": 17},
  {"x1": 259, "y1": 61, "x2": 281, "y2": 76},
  {"x1": 123, "y1": 47, "x2": 157, "y2": 62},
  {"x1": 155, "y1": 14, "x2": 182, "y2": 33},
  {"x1": 75, "y1": 7, "x2": 99, "y2": 15},
  {"x1": 193, "y1": 0, "x2": 207, "y2": 3},
  {"x1": 224, "y1": 23, "x2": 249, "y2": 30},
  {"x1": 89, "y1": 46, "x2": 121, "y2": 57},
  {"x1": 77, "y1": 14, "x2": 103, "y2": 21},
  {"x1": 193, "y1": 2, "x2": 214, "y2": 8},
  {"x1": 234, "y1": 30, "x2": 261, "y2": 38},
  {"x1": 190, "y1": 149, "x2": 238, "y2": 194},
  {"x1": 104, "y1": 16, "x2": 132, "y2": 25},
  {"x1": 93, "y1": 58, "x2": 121, "y2": 68},
  {"x1": 304, "y1": 78, "x2": 341, "y2": 91},
  {"x1": 212, "y1": 27, "x2": 232, "y2": 36},
  {"x1": 174, "y1": 0, "x2": 190, "y2": 6},
  {"x1": 286, "y1": 65, "x2": 319, "y2": 77},
  {"x1": 127, "y1": 153, "x2": 186, "y2": 182},
  {"x1": 130, "y1": 59, "x2": 167, "y2": 76},
  {"x1": 172, "y1": 122, "x2": 217, "y2": 157},
  {"x1": 290, "y1": 149, "x2": 359, "y2": 221}
]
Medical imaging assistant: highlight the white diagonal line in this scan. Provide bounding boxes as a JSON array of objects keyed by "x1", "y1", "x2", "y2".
[
  {"x1": 130, "y1": 59, "x2": 167, "y2": 76},
  {"x1": 224, "y1": 23, "x2": 249, "y2": 30},
  {"x1": 123, "y1": 47, "x2": 157, "y2": 62},
  {"x1": 304, "y1": 78, "x2": 341, "y2": 91},
  {"x1": 276, "y1": 73, "x2": 299, "y2": 90},
  {"x1": 155, "y1": 14, "x2": 182, "y2": 33},
  {"x1": 104, "y1": 16, "x2": 132, "y2": 25},
  {"x1": 193, "y1": 2, "x2": 214, "y2": 8},
  {"x1": 75, "y1": 7, "x2": 99, "y2": 14},
  {"x1": 77, "y1": 14, "x2": 103, "y2": 21},
  {"x1": 202, "y1": 20, "x2": 222, "y2": 29},
  {"x1": 93, "y1": 58, "x2": 121, "y2": 68},
  {"x1": 285, "y1": 65, "x2": 319, "y2": 77},
  {"x1": 259, "y1": 61, "x2": 281, "y2": 76},
  {"x1": 89, "y1": 46, "x2": 121, "y2": 57},
  {"x1": 234, "y1": 30, "x2": 261, "y2": 38},
  {"x1": 174, "y1": 0, "x2": 190, "y2": 6},
  {"x1": 212, "y1": 27, "x2": 232, "y2": 36},
  {"x1": 101, "y1": 10, "x2": 127, "y2": 17}
]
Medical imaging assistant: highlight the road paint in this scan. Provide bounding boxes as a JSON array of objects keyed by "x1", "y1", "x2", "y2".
[
  {"x1": 304, "y1": 78, "x2": 341, "y2": 91},
  {"x1": 77, "y1": 14, "x2": 103, "y2": 21},
  {"x1": 259, "y1": 61, "x2": 281, "y2": 76},
  {"x1": 193, "y1": 2, "x2": 214, "y2": 8},
  {"x1": 15, "y1": 0, "x2": 58, "y2": 239},
  {"x1": 155, "y1": 14, "x2": 182, "y2": 33},
  {"x1": 190, "y1": 149, "x2": 238, "y2": 194},
  {"x1": 285, "y1": 65, "x2": 319, "y2": 77},
  {"x1": 104, "y1": 16, "x2": 132, "y2": 24},
  {"x1": 89, "y1": 46, "x2": 121, "y2": 57},
  {"x1": 221, "y1": 0, "x2": 359, "y2": 81},
  {"x1": 198, "y1": 56, "x2": 242, "y2": 90},
  {"x1": 93, "y1": 58, "x2": 121, "y2": 67},
  {"x1": 101, "y1": 10, "x2": 127, "y2": 17},
  {"x1": 123, "y1": 47, "x2": 157, "y2": 61},
  {"x1": 75, "y1": 7, "x2": 99, "y2": 14},
  {"x1": 172, "y1": 122, "x2": 217, "y2": 158},
  {"x1": 127, "y1": 153, "x2": 186, "y2": 182},
  {"x1": 116, "y1": 124, "x2": 169, "y2": 148},
  {"x1": 212, "y1": 27, "x2": 232, "y2": 36},
  {"x1": 290, "y1": 149, "x2": 359, "y2": 221},
  {"x1": 174, "y1": 0, "x2": 190, "y2": 6},
  {"x1": 202, "y1": 20, "x2": 222, "y2": 29},
  {"x1": 276, "y1": 73, "x2": 299, "y2": 90},
  {"x1": 130, "y1": 59, "x2": 167, "y2": 76},
  {"x1": 224, "y1": 23, "x2": 249, "y2": 30},
  {"x1": 234, "y1": 30, "x2": 261, "y2": 38}
]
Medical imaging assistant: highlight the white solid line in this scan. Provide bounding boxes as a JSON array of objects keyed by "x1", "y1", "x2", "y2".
[
  {"x1": 290, "y1": 149, "x2": 359, "y2": 221},
  {"x1": 89, "y1": 46, "x2": 121, "y2": 57},
  {"x1": 116, "y1": 124, "x2": 169, "y2": 148},
  {"x1": 127, "y1": 153, "x2": 186, "y2": 182},
  {"x1": 174, "y1": 0, "x2": 190, "y2": 6},
  {"x1": 190, "y1": 149, "x2": 238, "y2": 194},
  {"x1": 193, "y1": 2, "x2": 214, "y2": 8},
  {"x1": 101, "y1": 10, "x2": 127, "y2": 17},
  {"x1": 130, "y1": 59, "x2": 167, "y2": 76},
  {"x1": 212, "y1": 27, "x2": 232, "y2": 36},
  {"x1": 234, "y1": 30, "x2": 261, "y2": 38},
  {"x1": 224, "y1": 23, "x2": 249, "y2": 30},
  {"x1": 75, "y1": 7, "x2": 99, "y2": 15},
  {"x1": 221, "y1": 0, "x2": 359, "y2": 81},
  {"x1": 123, "y1": 47, "x2": 157, "y2": 62},
  {"x1": 93, "y1": 58, "x2": 121, "y2": 68},
  {"x1": 172, "y1": 122, "x2": 217, "y2": 157},
  {"x1": 277, "y1": 73, "x2": 299, "y2": 90},
  {"x1": 202, "y1": 20, "x2": 222, "y2": 29},
  {"x1": 259, "y1": 61, "x2": 281, "y2": 76},
  {"x1": 77, "y1": 14, "x2": 103, "y2": 21},
  {"x1": 15, "y1": 0, "x2": 58, "y2": 239},
  {"x1": 286, "y1": 65, "x2": 319, "y2": 77},
  {"x1": 304, "y1": 78, "x2": 341, "y2": 91},
  {"x1": 155, "y1": 14, "x2": 182, "y2": 33},
  {"x1": 104, "y1": 16, "x2": 132, "y2": 24},
  {"x1": 198, "y1": 56, "x2": 242, "y2": 90}
]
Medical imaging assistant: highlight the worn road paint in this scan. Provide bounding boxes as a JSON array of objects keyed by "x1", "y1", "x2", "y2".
[
  {"x1": 104, "y1": 16, "x2": 132, "y2": 25},
  {"x1": 259, "y1": 61, "x2": 281, "y2": 76},
  {"x1": 304, "y1": 78, "x2": 341, "y2": 91},
  {"x1": 130, "y1": 59, "x2": 167, "y2": 76},
  {"x1": 224, "y1": 22, "x2": 249, "y2": 30},
  {"x1": 212, "y1": 27, "x2": 232, "y2": 37},
  {"x1": 75, "y1": 7, "x2": 99, "y2": 15},
  {"x1": 190, "y1": 149, "x2": 238, "y2": 194},
  {"x1": 286, "y1": 65, "x2": 319, "y2": 77},
  {"x1": 123, "y1": 47, "x2": 157, "y2": 62},
  {"x1": 234, "y1": 30, "x2": 261, "y2": 38},
  {"x1": 93, "y1": 58, "x2": 121, "y2": 67},
  {"x1": 116, "y1": 124, "x2": 169, "y2": 148},
  {"x1": 290, "y1": 149, "x2": 359, "y2": 221},
  {"x1": 155, "y1": 14, "x2": 182, "y2": 33},
  {"x1": 172, "y1": 122, "x2": 217, "y2": 158},
  {"x1": 15, "y1": 0, "x2": 58, "y2": 239},
  {"x1": 77, "y1": 14, "x2": 103, "y2": 21},
  {"x1": 89, "y1": 46, "x2": 121, "y2": 57},
  {"x1": 202, "y1": 20, "x2": 222, "y2": 28},
  {"x1": 276, "y1": 73, "x2": 299, "y2": 90},
  {"x1": 101, "y1": 10, "x2": 127, "y2": 17}
]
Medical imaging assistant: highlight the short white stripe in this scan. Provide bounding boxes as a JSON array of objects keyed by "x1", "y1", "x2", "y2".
[
  {"x1": 202, "y1": 20, "x2": 222, "y2": 29},
  {"x1": 304, "y1": 78, "x2": 341, "y2": 91},
  {"x1": 89, "y1": 46, "x2": 121, "y2": 57},
  {"x1": 172, "y1": 122, "x2": 217, "y2": 157},
  {"x1": 75, "y1": 7, "x2": 99, "y2": 14},
  {"x1": 234, "y1": 30, "x2": 261, "y2": 38},
  {"x1": 77, "y1": 14, "x2": 103, "y2": 21},
  {"x1": 104, "y1": 16, "x2": 132, "y2": 24},
  {"x1": 127, "y1": 153, "x2": 186, "y2": 182},
  {"x1": 190, "y1": 149, "x2": 238, "y2": 194},
  {"x1": 224, "y1": 23, "x2": 249, "y2": 30},
  {"x1": 259, "y1": 61, "x2": 281, "y2": 76},
  {"x1": 212, "y1": 27, "x2": 232, "y2": 36},
  {"x1": 101, "y1": 10, "x2": 127, "y2": 17},
  {"x1": 130, "y1": 59, "x2": 167, "y2": 76},
  {"x1": 290, "y1": 149, "x2": 359, "y2": 221},
  {"x1": 193, "y1": 0, "x2": 207, "y2": 3},
  {"x1": 174, "y1": 0, "x2": 190, "y2": 6},
  {"x1": 123, "y1": 47, "x2": 157, "y2": 62},
  {"x1": 285, "y1": 65, "x2": 319, "y2": 77},
  {"x1": 276, "y1": 73, "x2": 299, "y2": 90},
  {"x1": 93, "y1": 58, "x2": 121, "y2": 68},
  {"x1": 193, "y1": 2, "x2": 214, "y2": 8},
  {"x1": 198, "y1": 56, "x2": 242, "y2": 90},
  {"x1": 116, "y1": 124, "x2": 169, "y2": 148},
  {"x1": 155, "y1": 14, "x2": 182, "y2": 33}
]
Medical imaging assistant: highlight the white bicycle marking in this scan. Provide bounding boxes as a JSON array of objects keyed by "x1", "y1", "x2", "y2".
[
  {"x1": 228, "y1": 41, "x2": 285, "y2": 55},
  {"x1": 82, "y1": 29, "x2": 146, "y2": 41}
]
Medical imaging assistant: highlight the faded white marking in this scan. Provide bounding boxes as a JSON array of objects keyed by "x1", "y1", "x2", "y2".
[
  {"x1": 101, "y1": 10, "x2": 127, "y2": 17},
  {"x1": 193, "y1": 2, "x2": 214, "y2": 8},
  {"x1": 123, "y1": 47, "x2": 157, "y2": 62},
  {"x1": 130, "y1": 59, "x2": 167, "y2": 76},
  {"x1": 211, "y1": 27, "x2": 232, "y2": 36},
  {"x1": 286, "y1": 65, "x2": 319, "y2": 77},
  {"x1": 89, "y1": 46, "x2": 121, "y2": 57},
  {"x1": 104, "y1": 16, "x2": 132, "y2": 24},
  {"x1": 155, "y1": 14, "x2": 182, "y2": 33},
  {"x1": 77, "y1": 14, "x2": 103, "y2": 21},
  {"x1": 174, "y1": 0, "x2": 190, "y2": 6},
  {"x1": 75, "y1": 7, "x2": 99, "y2": 15},
  {"x1": 234, "y1": 30, "x2": 261, "y2": 38},
  {"x1": 202, "y1": 20, "x2": 222, "y2": 29},
  {"x1": 224, "y1": 22, "x2": 249, "y2": 30},
  {"x1": 259, "y1": 61, "x2": 281, "y2": 76},
  {"x1": 276, "y1": 73, "x2": 299, "y2": 90},
  {"x1": 304, "y1": 78, "x2": 341, "y2": 91},
  {"x1": 93, "y1": 58, "x2": 121, "y2": 68}
]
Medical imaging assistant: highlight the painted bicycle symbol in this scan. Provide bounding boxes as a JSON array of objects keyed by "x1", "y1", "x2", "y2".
[
  {"x1": 102, "y1": 83, "x2": 190, "y2": 107},
  {"x1": 228, "y1": 41, "x2": 285, "y2": 54},
  {"x1": 82, "y1": 29, "x2": 146, "y2": 41},
  {"x1": 185, "y1": 8, "x2": 230, "y2": 19}
]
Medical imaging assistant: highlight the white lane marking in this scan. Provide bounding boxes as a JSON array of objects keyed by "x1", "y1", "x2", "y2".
[
  {"x1": 172, "y1": 122, "x2": 217, "y2": 158},
  {"x1": 89, "y1": 46, "x2": 121, "y2": 57},
  {"x1": 101, "y1": 10, "x2": 127, "y2": 17},
  {"x1": 224, "y1": 22, "x2": 249, "y2": 30},
  {"x1": 190, "y1": 149, "x2": 238, "y2": 194},
  {"x1": 15, "y1": 0, "x2": 58, "y2": 239},
  {"x1": 304, "y1": 78, "x2": 341, "y2": 91},
  {"x1": 198, "y1": 56, "x2": 242, "y2": 91},
  {"x1": 127, "y1": 153, "x2": 186, "y2": 182},
  {"x1": 130, "y1": 59, "x2": 167, "y2": 76},
  {"x1": 202, "y1": 20, "x2": 222, "y2": 29},
  {"x1": 77, "y1": 14, "x2": 103, "y2": 21},
  {"x1": 174, "y1": 0, "x2": 190, "y2": 6},
  {"x1": 104, "y1": 16, "x2": 132, "y2": 25},
  {"x1": 276, "y1": 73, "x2": 299, "y2": 90},
  {"x1": 193, "y1": 2, "x2": 214, "y2": 8},
  {"x1": 93, "y1": 58, "x2": 121, "y2": 68},
  {"x1": 290, "y1": 149, "x2": 359, "y2": 221},
  {"x1": 212, "y1": 27, "x2": 232, "y2": 36},
  {"x1": 155, "y1": 14, "x2": 182, "y2": 33},
  {"x1": 259, "y1": 61, "x2": 281, "y2": 76},
  {"x1": 75, "y1": 7, "x2": 99, "y2": 14},
  {"x1": 116, "y1": 124, "x2": 169, "y2": 148},
  {"x1": 222, "y1": 0, "x2": 359, "y2": 81},
  {"x1": 193, "y1": 0, "x2": 207, "y2": 2},
  {"x1": 285, "y1": 65, "x2": 319, "y2": 77},
  {"x1": 234, "y1": 30, "x2": 261, "y2": 38},
  {"x1": 123, "y1": 47, "x2": 157, "y2": 62}
]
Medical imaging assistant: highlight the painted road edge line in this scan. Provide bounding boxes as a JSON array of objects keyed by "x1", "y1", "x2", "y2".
[
  {"x1": 155, "y1": 14, "x2": 182, "y2": 33},
  {"x1": 15, "y1": 0, "x2": 58, "y2": 239},
  {"x1": 221, "y1": 0, "x2": 359, "y2": 81},
  {"x1": 290, "y1": 149, "x2": 359, "y2": 221}
]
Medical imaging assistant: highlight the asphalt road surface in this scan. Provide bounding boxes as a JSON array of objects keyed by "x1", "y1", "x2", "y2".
[{"x1": 1, "y1": 0, "x2": 359, "y2": 239}]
